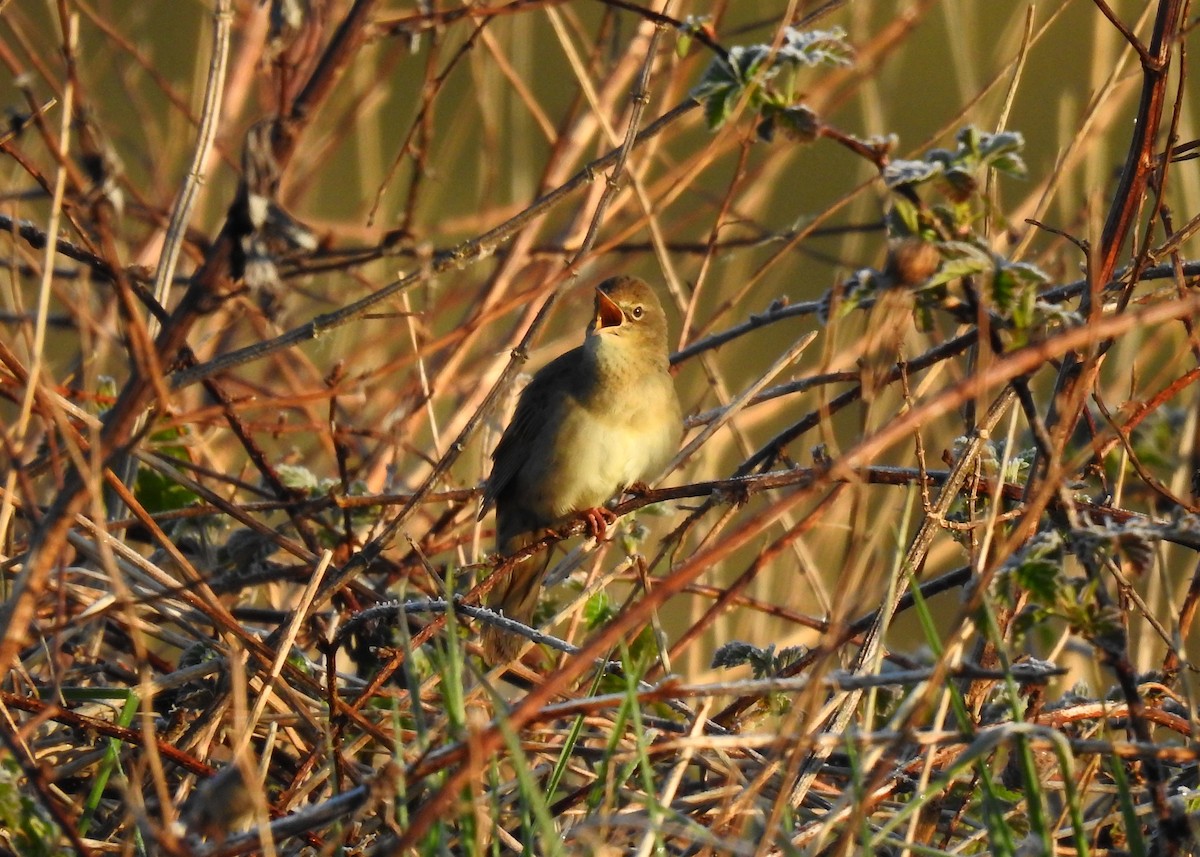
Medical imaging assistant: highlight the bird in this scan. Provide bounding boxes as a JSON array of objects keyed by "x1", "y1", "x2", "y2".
[{"x1": 479, "y1": 275, "x2": 682, "y2": 662}]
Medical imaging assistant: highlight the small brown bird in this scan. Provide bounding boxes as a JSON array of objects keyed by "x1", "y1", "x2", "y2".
[{"x1": 480, "y1": 275, "x2": 681, "y2": 662}]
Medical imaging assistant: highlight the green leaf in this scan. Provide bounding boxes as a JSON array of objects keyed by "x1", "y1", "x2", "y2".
[
  {"x1": 1014, "y1": 558, "x2": 1061, "y2": 603},
  {"x1": 990, "y1": 783, "x2": 1026, "y2": 804},
  {"x1": 691, "y1": 42, "x2": 740, "y2": 91},
  {"x1": 990, "y1": 151, "x2": 1028, "y2": 179},
  {"x1": 0, "y1": 759, "x2": 68, "y2": 857},
  {"x1": 134, "y1": 427, "x2": 200, "y2": 513},
  {"x1": 691, "y1": 57, "x2": 737, "y2": 101},
  {"x1": 992, "y1": 268, "x2": 1016, "y2": 315},
  {"x1": 625, "y1": 624, "x2": 659, "y2": 665},
  {"x1": 699, "y1": 80, "x2": 739, "y2": 130},
  {"x1": 691, "y1": 51, "x2": 745, "y2": 131},
  {"x1": 95, "y1": 375, "x2": 118, "y2": 414},
  {"x1": 993, "y1": 262, "x2": 1048, "y2": 332},
  {"x1": 925, "y1": 241, "x2": 993, "y2": 287},
  {"x1": 135, "y1": 467, "x2": 200, "y2": 514},
  {"x1": 584, "y1": 591, "x2": 614, "y2": 630},
  {"x1": 148, "y1": 426, "x2": 190, "y2": 461},
  {"x1": 1003, "y1": 261, "x2": 1049, "y2": 287},
  {"x1": 887, "y1": 195, "x2": 922, "y2": 236},
  {"x1": 675, "y1": 29, "x2": 693, "y2": 58}
]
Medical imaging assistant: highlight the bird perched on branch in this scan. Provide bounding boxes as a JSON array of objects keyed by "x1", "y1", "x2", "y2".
[{"x1": 480, "y1": 275, "x2": 681, "y2": 662}]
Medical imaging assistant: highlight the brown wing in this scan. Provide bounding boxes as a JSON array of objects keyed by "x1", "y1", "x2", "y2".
[{"x1": 480, "y1": 346, "x2": 583, "y2": 517}]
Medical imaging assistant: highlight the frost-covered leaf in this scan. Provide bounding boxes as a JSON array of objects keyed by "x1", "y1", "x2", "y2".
[
  {"x1": 734, "y1": 44, "x2": 775, "y2": 78},
  {"x1": 883, "y1": 158, "x2": 943, "y2": 189},
  {"x1": 692, "y1": 27, "x2": 852, "y2": 132},
  {"x1": 956, "y1": 125, "x2": 983, "y2": 156},
  {"x1": 710, "y1": 642, "x2": 806, "y2": 679},
  {"x1": 886, "y1": 126, "x2": 1027, "y2": 216},
  {"x1": 759, "y1": 104, "x2": 820, "y2": 143},
  {"x1": 978, "y1": 129, "x2": 1022, "y2": 155},
  {"x1": 862, "y1": 133, "x2": 899, "y2": 153},
  {"x1": 956, "y1": 127, "x2": 1027, "y2": 177},
  {"x1": 990, "y1": 151, "x2": 1028, "y2": 178},
  {"x1": 774, "y1": 645, "x2": 809, "y2": 671},
  {"x1": 1015, "y1": 558, "x2": 1062, "y2": 603},
  {"x1": 831, "y1": 268, "x2": 885, "y2": 318},
  {"x1": 619, "y1": 518, "x2": 648, "y2": 553},
  {"x1": 1069, "y1": 518, "x2": 1163, "y2": 579},
  {"x1": 1116, "y1": 530, "x2": 1157, "y2": 575},
  {"x1": 691, "y1": 48, "x2": 746, "y2": 99},
  {"x1": 925, "y1": 147, "x2": 956, "y2": 169},
  {"x1": 776, "y1": 26, "x2": 854, "y2": 67},
  {"x1": 711, "y1": 640, "x2": 759, "y2": 670},
  {"x1": 276, "y1": 463, "x2": 321, "y2": 492},
  {"x1": 692, "y1": 46, "x2": 770, "y2": 130}
]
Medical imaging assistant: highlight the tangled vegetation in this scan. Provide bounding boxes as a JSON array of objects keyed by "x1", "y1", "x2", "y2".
[{"x1": 2, "y1": 1, "x2": 1199, "y2": 855}]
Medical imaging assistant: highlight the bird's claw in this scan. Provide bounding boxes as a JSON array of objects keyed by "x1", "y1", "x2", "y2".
[{"x1": 581, "y1": 507, "x2": 617, "y2": 540}]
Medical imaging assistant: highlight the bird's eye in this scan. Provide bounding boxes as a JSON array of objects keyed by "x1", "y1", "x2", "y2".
[{"x1": 631, "y1": 305, "x2": 644, "y2": 319}]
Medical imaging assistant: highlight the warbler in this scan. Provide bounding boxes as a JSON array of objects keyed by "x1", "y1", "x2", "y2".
[{"x1": 480, "y1": 276, "x2": 681, "y2": 662}]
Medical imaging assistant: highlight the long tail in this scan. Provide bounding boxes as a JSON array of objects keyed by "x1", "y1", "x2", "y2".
[{"x1": 481, "y1": 530, "x2": 552, "y2": 663}]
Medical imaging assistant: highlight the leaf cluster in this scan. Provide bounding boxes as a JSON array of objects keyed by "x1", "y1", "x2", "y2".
[{"x1": 691, "y1": 26, "x2": 852, "y2": 137}]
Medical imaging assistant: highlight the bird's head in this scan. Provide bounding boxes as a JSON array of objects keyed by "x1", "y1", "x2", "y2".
[{"x1": 586, "y1": 276, "x2": 670, "y2": 361}]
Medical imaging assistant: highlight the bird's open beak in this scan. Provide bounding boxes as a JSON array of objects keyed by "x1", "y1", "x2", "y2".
[{"x1": 594, "y1": 288, "x2": 624, "y2": 329}]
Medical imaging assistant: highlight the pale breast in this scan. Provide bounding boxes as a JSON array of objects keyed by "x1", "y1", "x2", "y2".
[{"x1": 517, "y1": 372, "x2": 679, "y2": 523}]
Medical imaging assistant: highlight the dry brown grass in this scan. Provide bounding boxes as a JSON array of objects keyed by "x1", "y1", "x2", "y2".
[{"x1": 2, "y1": 1, "x2": 1200, "y2": 854}]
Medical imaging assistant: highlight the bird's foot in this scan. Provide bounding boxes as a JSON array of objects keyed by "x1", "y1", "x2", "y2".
[{"x1": 581, "y1": 507, "x2": 617, "y2": 540}]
